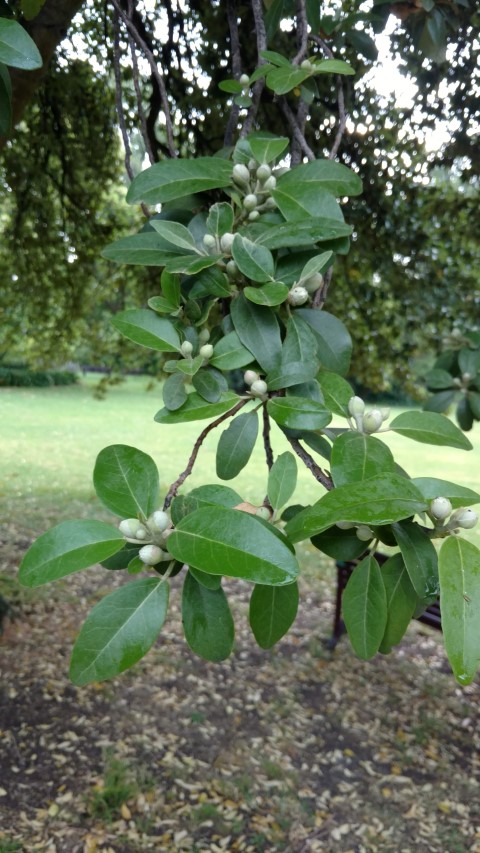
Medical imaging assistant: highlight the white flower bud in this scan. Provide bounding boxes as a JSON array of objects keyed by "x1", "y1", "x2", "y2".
[
  {"x1": 148, "y1": 510, "x2": 170, "y2": 533},
  {"x1": 348, "y1": 396, "x2": 365, "y2": 417},
  {"x1": 180, "y1": 340, "x2": 194, "y2": 357},
  {"x1": 198, "y1": 328, "x2": 210, "y2": 344},
  {"x1": 336, "y1": 521, "x2": 355, "y2": 530},
  {"x1": 255, "y1": 506, "x2": 273, "y2": 521},
  {"x1": 262, "y1": 196, "x2": 277, "y2": 210},
  {"x1": 244, "y1": 369, "x2": 259, "y2": 386},
  {"x1": 462, "y1": 372, "x2": 472, "y2": 383},
  {"x1": 220, "y1": 232, "x2": 235, "y2": 253},
  {"x1": 119, "y1": 518, "x2": 143, "y2": 538},
  {"x1": 248, "y1": 158, "x2": 258, "y2": 171},
  {"x1": 250, "y1": 379, "x2": 268, "y2": 398},
  {"x1": 203, "y1": 234, "x2": 217, "y2": 249},
  {"x1": 232, "y1": 163, "x2": 251, "y2": 185},
  {"x1": 380, "y1": 408, "x2": 390, "y2": 422},
  {"x1": 287, "y1": 286, "x2": 309, "y2": 306},
  {"x1": 263, "y1": 175, "x2": 277, "y2": 191},
  {"x1": 243, "y1": 193, "x2": 258, "y2": 211},
  {"x1": 300, "y1": 58, "x2": 313, "y2": 70},
  {"x1": 303, "y1": 273, "x2": 324, "y2": 295},
  {"x1": 362, "y1": 409, "x2": 383, "y2": 434},
  {"x1": 448, "y1": 508, "x2": 479, "y2": 530},
  {"x1": 356, "y1": 525, "x2": 374, "y2": 541},
  {"x1": 429, "y1": 497, "x2": 452, "y2": 521},
  {"x1": 248, "y1": 210, "x2": 260, "y2": 221},
  {"x1": 199, "y1": 343, "x2": 214, "y2": 360},
  {"x1": 226, "y1": 260, "x2": 239, "y2": 279},
  {"x1": 239, "y1": 73, "x2": 250, "y2": 87},
  {"x1": 256, "y1": 164, "x2": 272, "y2": 182},
  {"x1": 134, "y1": 525, "x2": 149, "y2": 540},
  {"x1": 139, "y1": 545, "x2": 163, "y2": 566}
]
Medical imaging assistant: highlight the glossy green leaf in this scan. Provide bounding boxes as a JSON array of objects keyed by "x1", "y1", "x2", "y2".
[
  {"x1": 168, "y1": 506, "x2": 299, "y2": 585},
  {"x1": 231, "y1": 295, "x2": 282, "y2": 373},
  {"x1": 266, "y1": 360, "x2": 319, "y2": 391},
  {"x1": 425, "y1": 368, "x2": 454, "y2": 390},
  {"x1": 331, "y1": 432, "x2": 396, "y2": 487},
  {"x1": 458, "y1": 348, "x2": 480, "y2": 377},
  {"x1": 189, "y1": 566, "x2": 222, "y2": 590},
  {"x1": 244, "y1": 281, "x2": 289, "y2": 306},
  {"x1": 379, "y1": 554, "x2": 417, "y2": 654},
  {"x1": 342, "y1": 556, "x2": 387, "y2": 660},
  {"x1": 312, "y1": 58, "x2": 355, "y2": 76},
  {"x1": 317, "y1": 371, "x2": 353, "y2": 417},
  {"x1": 190, "y1": 266, "x2": 231, "y2": 298},
  {"x1": 423, "y1": 389, "x2": 456, "y2": 414},
  {"x1": 170, "y1": 484, "x2": 243, "y2": 525},
  {"x1": 259, "y1": 49, "x2": 290, "y2": 66},
  {"x1": 182, "y1": 572, "x2": 234, "y2": 661},
  {"x1": 456, "y1": 397, "x2": 474, "y2": 431},
  {"x1": 0, "y1": 18, "x2": 42, "y2": 69},
  {"x1": 257, "y1": 218, "x2": 352, "y2": 249},
  {"x1": 126, "y1": 158, "x2": 233, "y2": 205},
  {"x1": 285, "y1": 474, "x2": 428, "y2": 543},
  {"x1": 249, "y1": 581, "x2": 299, "y2": 648},
  {"x1": 390, "y1": 411, "x2": 473, "y2": 450},
  {"x1": 219, "y1": 78, "x2": 243, "y2": 93},
  {"x1": 267, "y1": 397, "x2": 332, "y2": 431},
  {"x1": 0, "y1": 63, "x2": 12, "y2": 135},
  {"x1": 392, "y1": 520, "x2": 439, "y2": 602},
  {"x1": 411, "y1": 478, "x2": 480, "y2": 509},
  {"x1": 161, "y1": 269, "x2": 181, "y2": 305},
  {"x1": 112, "y1": 309, "x2": 180, "y2": 352},
  {"x1": 69, "y1": 578, "x2": 169, "y2": 685},
  {"x1": 149, "y1": 219, "x2": 200, "y2": 253},
  {"x1": 295, "y1": 309, "x2": 352, "y2": 375},
  {"x1": 468, "y1": 392, "x2": 480, "y2": 419},
  {"x1": 439, "y1": 537, "x2": 480, "y2": 685},
  {"x1": 148, "y1": 296, "x2": 179, "y2": 314},
  {"x1": 248, "y1": 131, "x2": 289, "y2": 163},
  {"x1": 154, "y1": 391, "x2": 239, "y2": 424},
  {"x1": 19, "y1": 521, "x2": 124, "y2": 588},
  {"x1": 101, "y1": 543, "x2": 140, "y2": 571},
  {"x1": 102, "y1": 233, "x2": 179, "y2": 266},
  {"x1": 277, "y1": 158, "x2": 362, "y2": 198},
  {"x1": 266, "y1": 65, "x2": 311, "y2": 95},
  {"x1": 176, "y1": 355, "x2": 203, "y2": 377},
  {"x1": 272, "y1": 186, "x2": 344, "y2": 223},
  {"x1": 210, "y1": 330, "x2": 254, "y2": 370},
  {"x1": 163, "y1": 373, "x2": 188, "y2": 410},
  {"x1": 216, "y1": 411, "x2": 259, "y2": 480},
  {"x1": 268, "y1": 452, "x2": 297, "y2": 509},
  {"x1": 299, "y1": 251, "x2": 334, "y2": 282},
  {"x1": 310, "y1": 526, "x2": 367, "y2": 561},
  {"x1": 192, "y1": 368, "x2": 225, "y2": 403},
  {"x1": 281, "y1": 315, "x2": 318, "y2": 366},
  {"x1": 165, "y1": 253, "x2": 223, "y2": 275},
  {"x1": 93, "y1": 444, "x2": 160, "y2": 519},
  {"x1": 206, "y1": 202, "x2": 234, "y2": 236},
  {"x1": 232, "y1": 234, "x2": 275, "y2": 282}
]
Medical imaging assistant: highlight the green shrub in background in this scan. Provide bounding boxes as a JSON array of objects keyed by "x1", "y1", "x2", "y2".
[{"x1": 0, "y1": 365, "x2": 78, "y2": 387}]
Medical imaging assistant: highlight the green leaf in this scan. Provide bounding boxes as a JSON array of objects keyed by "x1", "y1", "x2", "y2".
[
  {"x1": 101, "y1": 544, "x2": 140, "y2": 571},
  {"x1": 411, "y1": 478, "x2": 480, "y2": 509},
  {"x1": 190, "y1": 266, "x2": 231, "y2": 298},
  {"x1": 216, "y1": 411, "x2": 259, "y2": 480},
  {"x1": 170, "y1": 484, "x2": 243, "y2": 525},
  {"x1": 330, "y1": 433, "x2": 396, "y2": 487},
  {"x1": 272, "y1": 186, "x2": 344, "y2": 223},
  {"x1": 244, "y1": 282, "x2": 289, "y2": 306},
  {"x1": 312, "y1": 58, "x2": 355, "y2": 76},
  {"x1": 423, "y1": 390, "x2": 456, "y2": 413},
  {"x1": 390, "y1": 411, "x2": 473, "y2": 450},
  {"x1": 161, "y1": 269, "x2": 181, "y2": 306},
  {"x1": 458, "y1": 348, "x2": 480, "y2": 376},
  {"x1": 267, "y1": 397, "x2": 332, "y2": 431},
  {"x1": 182, "y1": 572, "x2": 234, "y2": 661},
  {"x1": 154, "y1": 391, "x2": 239, "y2": 424},
  {"x1": 317, "y1": 371, "x2": 353, "y2": 417},
  {"x1": 192, "y1": 368, "x2": 226, "y2": 403},
  {"x1": 266, "y1": 361, "x2": 319, "y2": 391},
  {"x1": 277, "y1": 159, "x2": 362, "y2": 198},
  {"x1": 150, "y1": 220, "x2": 200, "y2": 253},
  {"x1": 0, "y1": 63, "x2": 12, "y2": 135},
  {"x1": 148, "y1": 296, "x2": 179, "y2": 314},
  {"x1": 257, "y1": 218, "x2": 352, "y2": 249},
  {"x1": 20, "y1": 0, "x2": 47, "y2": 20},
  {"x1": 266, "y1": 65, "x2": 311, "y2": 95},
  {"x1": 176, "y1": 355, "x2": 203, "y2": 376},
  {"x1": 299, "y1": 251, "x2": 334, "y2": 282},
  {"x1": 189, "y1": 566, "x2": 222, "y2": 590},
  {"x1": 0, "y1": 18, "x2": 42, "y2": 69},
  {"x1": 259, "y1": 49, "x2": 291, "y2": 66},
  {"x1": 295, "y1": 309, "x2": 352, "y2": 375},
  {"x1": 126, "y1": 158, "x2": 233, "y2": 205},
  {"x1": 379, "y1": 554, "x2": 417, "y2": 654},
  {"x1": 281, "y1": 315, "x2": 318, "y2": 366},
  {"x1": 425, "y1": 368, "x2": 454, "y2": 390},
  {"x1": 439, "y1": 537, "x2": 480, "y2": 685},
  {"x1": 218, "y1": 78, "x2": 243, "y2": 94},
  {"x1": 342, "y1": 556, "x2": 387, "y2": 660},
  {"x1": 69, "y1": 578, "x2": 169, "y2": 685},
  {"x1": 456, "y1": 397, "x2": 474, "y2": 432},
  {"x1": 210, "y1": 331, "x2": 254, "y2": 370},
  {"x1": 346, "y1": 29, "x2": 378, "y2": 61},
  {"x1": 168, "y1": 506, "x2": 299, "y2": 586},
  {"x1": 268, "y1": 452, "x2": 297, "y2": 509},
  {"x1": 19, "y1": 521, "x2": 124, "y2": 588},
  {"x1": 93, "y1": 444, "x2": 160, "y2": 519},
  {"x1": 311, "y1": 526, "x2": 367, "y2": 561},
  {"x1": 249, "y1": 582, "x2": 299, "y2": 649},
  {"x1": 468, "y1": 392, "x2": 480, "y2": 420},
  {"x1": 248, "y1": 131, "x2": 289, "y2": 163},
  {"x1": 165, "y1": 253, "x2": 223, "y2": 275},
  {"x1": 231, "y1": 295, "x2": 282, "y2": 373},
  {"x1": 163, "y1": 373, "x2": 188, "y2": 410},
  {"x1": 102, "y1": 233, "x2": 179, "y2": 266},
  {"x1": 206, "y1": 202, "x2": 234, "y2": 236},
  {"x1": 112, "y1": 309, "x2": 180, "y2": 352},
  {"x1": 392, "y1": 520, "x2": 439, "y2": 603},
  {"x1": 232, "y1": 234, "x2": 275, "y2": 282},
  {"x1": 285, "y1": 474, "x2": 428, "y2": 543}
]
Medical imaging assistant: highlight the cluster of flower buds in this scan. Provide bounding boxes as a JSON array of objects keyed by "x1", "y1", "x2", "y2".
[
  {"x1": 429, "y1": 497, "x2": 478, "y2": 531},
  {"x1": 244, "y1": 369, "x2": 268, "y2": 399},
  {"x1": 119, "y1": 509, "x2": 174, "y2": 565},
  {"x1": 348, "y1": 396, "x2": 390, "y2": 434},
  {"x1": 232, "y1": 160, "x2": 278, "y2": 220},
  {"x1": 180, "y1": 331, "x2": 213, "y2": 363},
  {"x1": 336, "y1": 520, "x2": 374, "y2": 542}
]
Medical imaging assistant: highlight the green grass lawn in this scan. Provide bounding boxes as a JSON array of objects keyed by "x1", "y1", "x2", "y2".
[{"x1": 1, "y1": 375, "x2": 480, "y2": 548}]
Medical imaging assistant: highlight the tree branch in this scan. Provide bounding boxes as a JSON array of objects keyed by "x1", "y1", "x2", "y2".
[
  {"x1": 287, "y1": 438, "x2": 333, "y2": 491},
  {"x1": 278, "y1": 98, "x2": 315, "y2": 161},
  {"x1": 262, "y1": 404, "x2": 274, "y2": 470},
  {"x1": 163, "y1": 399, "x2": 249, "y2": 509},
  {"x1": 310, "y1": 34, "x2": 347, "y2": 159},
  {"x1": 224, "y1": 0, "x2": 242, "y2": 146},
  {"x1": 240, "y1": 0, "x2": 267, "y2": 137}
]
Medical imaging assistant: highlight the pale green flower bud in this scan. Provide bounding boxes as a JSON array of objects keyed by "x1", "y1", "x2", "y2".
[
  {"x1": 248, "y1": 210, "x2": 260, "y2": 221},
  {"x1": 362, "y1": 409, "x2": 383, "y2": 434},
  {"x1": 198, "y1": 328, "x2": 210, "y2": 344},
  {"x1": 139, "y1": 545, "x2": 163, "y2": 566},
  {"x1": 448, "y1": 508, "x2": 479, "y2": 530},
  {"x1": 239, "y1": 73, "x2": 250, "y2": 87},
  {"x1": 243, "y1": 193, "x2": 258, "y2": 211},
  {"x1": 300, "y1": 58, "x2": 313, "y2": 70},
  {"x1": 148, "y1": 510, "x2": 170, "y2": 533},
  {"x1": 119, "y1": 518, "x2": 143, "y2": 538},
  {"x1": 263, "y1": 175, "x2": 277, "y2": 191},
  {"x1": 287, "y1": 286, "x2": 309, "y2": 306},
  {"x1": 248, "y1": 158, "x2": 258, "y2": 171},
  {"x1": 262, "y1": 196, "x2": 277, "y2": 210},
  {"x1": 134, "y1": 525, "x2": 149, "y2": 540},
  {"x1": 244, "y1": 369, "x2": 259, "y2": 386},
  {"x1": 226, "y1": 260, "x2": 239, "y2": 279},
  {"x1": 256, "y1": 164, "x2": 272, "y2": 182},
  {"x1": 348, "y1": 396, "x2": 365, "y2": 417},
  {"x1": 203, "y1": 234, "x2": 217, "y2": 249},
  {"x1": 336, "y1": 521, "x2": 355, "y2": 530},
  {"x1": 380, "y1": 408, "x2": 390, "y2": 422},
  {"x1": 220, "y1": 232, "x2": 235, "y2": 253},
  {"x1": 429, "y1": 497, "x2": 452, "y2": 521},
  {"x1": 232, "y1": 163, "x2": 250, "y2": 185},
  {"x1": 255, "y1": 506, "x2": 273, "y2": 521},
  {"x1": 180, "y1": 340, "x2": 194, "y2": 358},
  {"x1": 303, "y1": 273, "x2": 324, "y2": 295},
  {"x1": 250, "y1": 379, "x2": 268, "y2": 398},
  {"x1": 199, "y1": 343, "x2": 214, "y2": 360},
  {"x1": 356, "y1": 525, "x2": 374, "y2": 541}
]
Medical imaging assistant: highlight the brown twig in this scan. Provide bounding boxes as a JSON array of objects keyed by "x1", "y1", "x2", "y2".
[
  {"x1": 287, "y1": 438, "x2": 333, "y2": 491},
  {"x1": 163, "y1": 399, "x2": 249, "y2": 509},
  {"x1": 313, "y1": 266, "x2": 333, "y2": 309},
  {"x1": 240, "y1": 0, "x2": 267, "y2": 137},
  {"x1": 224, "y1": 0, "x2": 242, "y2": 146},
  {"x1": 112, "y1": 9, "x2": 134, "y2": 183},
  {"x1": 292, "y1": 0, "x2": 309, "y2": 66},
  {"x1": 126, "y1": 8, "x2": 155, "y2": 166},
  {"x1": 262, "y1": 404, "x2": 274, "y2": 470},
  {"x1": 278, "y1": 98, "x2": 315, "y2": 161},
  {"x1": 310, "y1": 34, "x2": 347, "y2": 159},
  {"x1": 111, "y1": 0, "x2": 177, "y2": 159}
]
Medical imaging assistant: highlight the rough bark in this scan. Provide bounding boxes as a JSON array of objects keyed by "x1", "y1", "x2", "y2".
[{"x1": 0, "y1": 0, "x2": 86, "y2": 149}]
